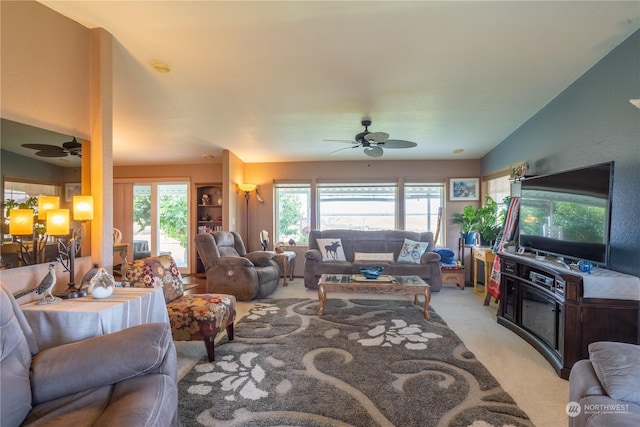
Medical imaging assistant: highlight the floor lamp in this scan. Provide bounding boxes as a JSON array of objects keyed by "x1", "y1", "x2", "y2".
[{"x1": 238, "y1": 183, "x2": 256, "y2": 244}]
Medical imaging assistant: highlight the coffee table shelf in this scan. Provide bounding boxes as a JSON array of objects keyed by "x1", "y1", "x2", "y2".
[{"x1": 317, "y1": 274, "x2": 431, "y2": 319}]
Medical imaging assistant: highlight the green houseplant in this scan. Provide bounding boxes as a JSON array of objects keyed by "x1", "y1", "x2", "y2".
[
  {"x1": 476, "y1": 195, "x2": 502, "y2": 246},
  {"x1": 451, "y1": 195, "x2": 506, "y2": 246},
  {"x1": 451, "y1": 205, "x2": 480, "y2": 245}
]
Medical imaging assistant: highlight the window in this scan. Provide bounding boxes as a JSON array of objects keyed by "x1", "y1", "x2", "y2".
[
  {"x1": 132, "y1": 182, "x2": 189, "y2": 269},
  {"x1": 317, "y1": 182, "x2": 397, "y2": 230},
  {"x1": 274, "y1": 182, "x2": 311, "y2": 244},
  {"x1": 4, "y1": 180, "x2": 60, "y2": 204},
  {"x1": 486, "y1": 174, "x2": 511, "y2": 212},
  {"x1": 404, "y1": 183, "x2": 444, "y2": 234}
]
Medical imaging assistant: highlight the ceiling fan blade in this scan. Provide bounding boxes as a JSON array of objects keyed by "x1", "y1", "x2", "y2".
[
  {"x1": 381, "y1": 139, "x2": 417, "y2": 149},
  {"x1": 364, "y1": 132, "x2": 389, "y2": 143},
  {"x1": 22, "y1": 143, "x2": 60, "y2": 151},
  {"x1": 22, "y1": 143, "x2": 68, "y2": 157},
  {"x1": 364, "y1": 146, "x2": 383, "y2": 158},
  {"x1": 34, "y1": 149, "x2": 69, "y2": 157},
  {"x1": 330, "y1": 144, "x2": 361, "y2": 155}
]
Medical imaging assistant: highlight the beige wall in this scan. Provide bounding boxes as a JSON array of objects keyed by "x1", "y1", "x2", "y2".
[
  {"x1": 1, "y1": 1, "x2": 90, "y2": 136},
  {"x1": 0, "y1": 1, "x2": 102, "y2": 297}
]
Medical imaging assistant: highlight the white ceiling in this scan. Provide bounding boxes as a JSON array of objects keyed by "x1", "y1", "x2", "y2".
[{"x1": 39, "y1": 1, "x2": 640, "y2": 166}]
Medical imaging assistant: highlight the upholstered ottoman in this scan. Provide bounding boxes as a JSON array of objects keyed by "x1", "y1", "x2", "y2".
[
  {"x1": 167, "y1": 293, "x2": 236, "y2": 362},
  {"x1": 126, "y1": 254, "x2": 236, "y2": 362}
]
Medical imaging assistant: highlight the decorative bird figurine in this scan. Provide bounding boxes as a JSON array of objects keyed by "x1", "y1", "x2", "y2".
[
  {"x1": 12, "y1": 264, "x2": 60, "y2": 305},
  {"x1": 13, "y1": 264, "x2": 56, "y2": 304},
  {"x1": 81, "y1": 262, "x2": 100, "y2": 286},
  {"x1": 35, "y1": 263, "x2": 59, "y2": 305}
]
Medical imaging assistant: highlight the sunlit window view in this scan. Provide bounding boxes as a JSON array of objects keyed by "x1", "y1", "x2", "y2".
[
  {"x1": 133, "y1": 183, "x2": 189, "y2": 268},
  {"x1": 275, "y1": 184, "x2": 311, "y2": 244},
  {"x1": 274, "y1": 182, "x2": 444, "y2": 244},
  {"x1": 404, "y1": 184, "x2": 444, "y2": 234},
  {"x1": 318, "y1": 184, "x2": 397, "y2": 231}
]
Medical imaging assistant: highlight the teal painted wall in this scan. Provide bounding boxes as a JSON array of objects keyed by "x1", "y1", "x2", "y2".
[
  {"x1": 482, "y1": 29, "x2": 640, "y2": 276},
  {"x1": 1, "y1": 149, "x2": 67, "y2": 183}
]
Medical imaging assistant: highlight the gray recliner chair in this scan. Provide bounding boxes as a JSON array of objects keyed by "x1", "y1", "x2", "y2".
[
  {"x1": 568, "y1": 341, "x2": 640, "y2": 427},
  {"x1": 194, "y1": 231, "x2": 280, "y2": 300},
  {"x1": 0, "y1": 282, "x2": 178, "y2": 427}
]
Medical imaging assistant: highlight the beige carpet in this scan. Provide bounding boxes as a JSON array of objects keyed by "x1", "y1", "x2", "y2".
[{"x1": 176, "y1": 279, "x2": 568, "y2": 427}]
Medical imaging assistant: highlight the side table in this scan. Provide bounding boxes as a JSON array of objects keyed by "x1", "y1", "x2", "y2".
[
  {"x1": 441, "y1": 266, "x2": 465, "y2": 290},
  {"x1": 274, "y1": 251, "x2": 296, "y2": 286},
  {"x1": 473, "y1": 247, "x2": 496, "y2": 298}
]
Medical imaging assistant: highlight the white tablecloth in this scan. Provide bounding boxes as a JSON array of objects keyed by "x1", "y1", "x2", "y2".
[{"x1": 21, "y1": 287, "x2": 169, "y2": 351}]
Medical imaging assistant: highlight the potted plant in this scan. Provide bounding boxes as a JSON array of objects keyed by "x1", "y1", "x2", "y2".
[
  {"x1": 476, "y1": 195, "x2": 502, "y2": 246},
  {"x1": 451, "y1": 205, "x2": 480, "y2": 245},
  {"x1": 504, "y1": 240, "x2": 518, "y2": 253}
]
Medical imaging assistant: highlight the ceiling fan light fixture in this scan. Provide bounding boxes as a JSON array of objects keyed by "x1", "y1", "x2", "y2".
[{"x1": 327, "y1": 118, "x2": 417, "y2": 158}]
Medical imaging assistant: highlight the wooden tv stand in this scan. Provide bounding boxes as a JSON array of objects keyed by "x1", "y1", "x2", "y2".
[{"x1": 496, "y1": 253, "x2": 639, "y2": 379}]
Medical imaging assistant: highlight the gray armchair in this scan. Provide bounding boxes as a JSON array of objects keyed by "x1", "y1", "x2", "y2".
[
  {"x1": 194, "y1": 231, "x2": 280, "y2": 300},
  {"x1": 568, "y1": 341, "x2": 640, "y2": 427},
  {"x1": 0, "y1": 283, "x2": 178, "y2": 427}
]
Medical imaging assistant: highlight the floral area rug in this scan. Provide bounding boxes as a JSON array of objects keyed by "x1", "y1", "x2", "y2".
[{"x1": 178, "y1": 298, "x2": 533, "y2": 427}]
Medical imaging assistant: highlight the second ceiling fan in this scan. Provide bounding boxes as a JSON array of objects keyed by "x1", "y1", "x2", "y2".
[{"x1": 327, "y1": 119, "x2": 417, "y2": 158}]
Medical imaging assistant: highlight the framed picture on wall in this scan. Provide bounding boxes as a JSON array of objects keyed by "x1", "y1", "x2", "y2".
[
  {"x1": 449, "y1": 178, "x2": 480, "y2": 201},
  {"x1": 64, "y1": 183, "x2": 81, "y2": 202}
]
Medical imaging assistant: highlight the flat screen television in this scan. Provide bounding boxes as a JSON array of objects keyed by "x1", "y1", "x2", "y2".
[{"x1": 518, "y1": 162, "x2": 614, "y2": 266}]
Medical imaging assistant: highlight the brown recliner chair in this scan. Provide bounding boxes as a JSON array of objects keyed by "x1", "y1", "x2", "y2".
[
  {"x1": 194, "y1": 231, "x2": 280, "y2": 301},
  {"x1": 0, "y1": 283, "x2": 178, "y2": 427}
]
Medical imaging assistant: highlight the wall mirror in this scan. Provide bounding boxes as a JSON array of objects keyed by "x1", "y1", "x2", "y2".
[{"x1": 1, "y1": 118, "x2": 90, "y2": 269}]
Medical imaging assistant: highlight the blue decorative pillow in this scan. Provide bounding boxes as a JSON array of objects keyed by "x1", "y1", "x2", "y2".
[
  {"x1": 435, "y1": 248, "x2": 456, "y2": 265},
  {"x1": 397, "y1": 238, "x2": 428, "y2": 264}
]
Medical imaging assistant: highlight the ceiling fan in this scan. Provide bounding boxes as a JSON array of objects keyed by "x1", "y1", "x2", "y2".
[
  {"x1": 21, "y1": 137, "x2": 82, "y2": 158},
  {"x1": 327, "y1": 119, "x2": 417, "y2": 158}
]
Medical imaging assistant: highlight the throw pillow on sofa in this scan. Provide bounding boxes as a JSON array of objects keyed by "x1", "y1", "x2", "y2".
[
  {"x1": 353, "y1": 252, "x2": 394, "y2": 262},
  {"x1": 397, "y1": 238, "x2": 428, "y2": 264},
  {"x1": 317, "y1": 238, "x2": 347, "y2": 261}
]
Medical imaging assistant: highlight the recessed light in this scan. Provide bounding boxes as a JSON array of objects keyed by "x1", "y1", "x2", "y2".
[
  {"x1": 453, "y1": 148, "x2": 464, "y2": 154},
  {"x1": 152, "y1": 61, "x2": 171, "y2": 73},
  {"x1": 202, "y1": 154, "x2": 215, "y2": 159}
]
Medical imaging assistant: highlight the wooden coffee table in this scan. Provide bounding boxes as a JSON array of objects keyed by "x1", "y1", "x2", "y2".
[{"x1": 317, "y1": 274, "x2": 431, "y2": 319}]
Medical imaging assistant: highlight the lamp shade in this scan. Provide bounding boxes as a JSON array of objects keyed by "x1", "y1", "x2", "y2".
[
  {"x1": 73, "y1": 195, "x2": 94, "y2": 221},
  {"x1": 46, "y1": 209, "x2": 70, "y2": 236},
  {"x1": 238, "y1": 183, "x2": 256, "y2": 192},
  {"x1": 37, "y1": 196, "x2": 60, "y2": 220},
  {"x1": 9, "y1": 209, "x2": 34, "y2": 235}
]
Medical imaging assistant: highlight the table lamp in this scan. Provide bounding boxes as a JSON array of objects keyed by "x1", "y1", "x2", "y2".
[
  {"x1": 9, "y1": 208, "x2": 38, "y2": 265},
  {"x1": 9, "y1": 209, "x2": 34, "y2": 235},
  {"x1": 37, "y1": 196, "x2": 60, "y2": 220},
  {"x1": 47, "y1": 208, "x2": 85, "y2": 299}
]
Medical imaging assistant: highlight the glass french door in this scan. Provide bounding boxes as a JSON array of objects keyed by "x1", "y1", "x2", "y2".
[{"x1": 133, "y1": 182, "x2": 189, "y2": 271}]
